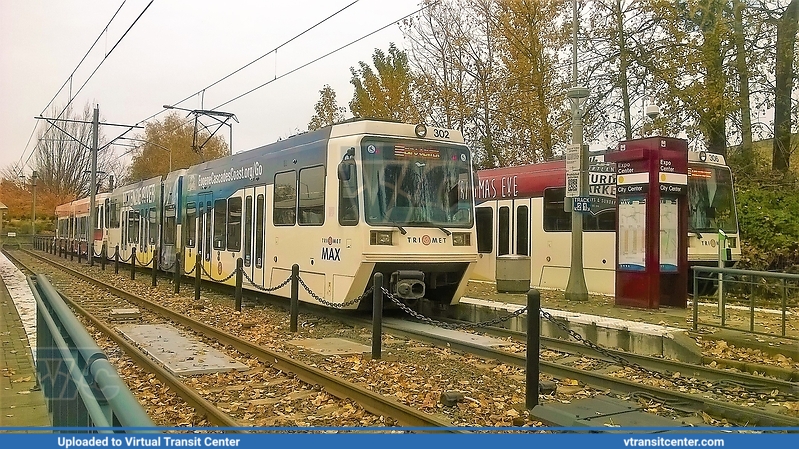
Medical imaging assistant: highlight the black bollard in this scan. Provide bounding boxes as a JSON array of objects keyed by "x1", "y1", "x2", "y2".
[
  {"x1": 130, "y1": 247, "x2": 137, "y2": 280},
  {"x1": 290, "y1": 264, "x2": 299, "y2": 332},
  {"x1": 372, "y1": 273, "x2": 383, "y2": 360},
  {"x1": 234, "y1": 258, "x2": 243, "y2": 312},
  {"x1": 151, "y1": 247, "x2": 158, "y2": 287},
  {"x1": 194, "y1": 253, "x2": 201, "y2": 302},
  {"x1": 174, "y1": 254, "x2": 181, "y2": 294},
  {"x1": 101, "y1": 244, "x2": 106, "y2": 271},
  {"x1": 90, "y1": 242, "x2": 95, "y2": 267},
  {"x1": 70, "y1": 241, "x2": 74, "y2": 261},
  {"x1": 525, "y1": 288, "x2": 541, "y2": 409},
  {"x1": 114, "y1": 245, "x2": 119, "y2": 274},
  {"x1": 78, "y1": 242, "x2": 83, "y2": 264}
]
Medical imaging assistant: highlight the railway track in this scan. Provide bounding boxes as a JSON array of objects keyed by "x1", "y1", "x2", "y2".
[
  {"x1": 8, "y1": 249, "x2": 455, "y2": 430},
  {"x1": 339, "y1": 313, "x2": 799, "y2": 427},
  {"x1": 13, "y1": 246, "x2": 799, "y2": 428}
]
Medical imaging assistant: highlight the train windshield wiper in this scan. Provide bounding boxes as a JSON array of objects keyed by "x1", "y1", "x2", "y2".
[
  {"x1": 391, "y1": 222, "x2": 407, "y2": 235},
  {"x1": 420, "y1": 222, "x2": 451, "y2": 236}
]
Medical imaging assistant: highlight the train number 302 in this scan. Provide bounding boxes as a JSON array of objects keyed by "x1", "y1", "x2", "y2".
[{"x1": 433, "y1": 129, "x2": 450, "y2": 139}]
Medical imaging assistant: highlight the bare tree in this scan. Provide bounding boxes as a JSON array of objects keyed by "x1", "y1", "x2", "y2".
[{"x1": 33, "y1": 102, "x2": 118, "y2": 199}]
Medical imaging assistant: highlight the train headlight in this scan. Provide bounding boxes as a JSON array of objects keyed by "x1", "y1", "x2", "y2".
[
  {"x1": 370, "y1": 230, "x2": 393, "y2": 246},
  {"x1": 727, "y1": 237, "x2": 737, "y2": 248},
  {"x1": 452, "y1": 232, "x2": 471, "y2": 246},
  {"x1": 414, "y1": 123, "x2": 427, "y2": 138}
]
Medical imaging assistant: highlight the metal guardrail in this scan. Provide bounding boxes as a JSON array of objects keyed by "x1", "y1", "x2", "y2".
[
  {"x1": 28, "y1": 274, "x2": 155, "y2": 431},
  {"x1": 692, "y1": 266, "x2": 799, "y2": 340}
]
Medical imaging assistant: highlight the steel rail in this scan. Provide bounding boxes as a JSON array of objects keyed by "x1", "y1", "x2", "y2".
[
  {"x1": 342, "y1": 316, "x2": 799, "y2": 427},
  {"x1": 16, "y1": 249, "x2": 455, "y2": 430},
  {"x1": 7, "y1": 251, "x2": 241, "y2": 429},
  {"x1": 444, "y1": 319, "x2": 799, "y2": 391}
]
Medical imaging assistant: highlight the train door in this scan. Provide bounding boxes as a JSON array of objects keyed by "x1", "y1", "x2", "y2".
[
  {"x1": 243, "y1": 186, "x2": 266, "y2": 287},
  {"x1": 198, "y1": 192, "x2": 214, "y2": 278}
]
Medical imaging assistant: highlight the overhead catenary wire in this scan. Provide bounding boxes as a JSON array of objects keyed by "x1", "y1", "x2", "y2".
[
  {"x1": 16, "y1": 1, "x2": 129, "y2": 172},
  {"x1": 107, "y1": 1, "x2": 438, "y2": 152},
  {"x1": 19, "y1": 0, "x2": 154, "y2": 171}
]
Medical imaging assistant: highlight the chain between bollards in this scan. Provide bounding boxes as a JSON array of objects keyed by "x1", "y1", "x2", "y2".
[
  {"x1": 372, "y1": 273, "x2": 383, "y2": 360},
  {"x1": 525, "y1": 288, "x2": 540, "y2": 410},
  {"x1": 290, "y1": 264, "x2": 299, "y2": 332}
]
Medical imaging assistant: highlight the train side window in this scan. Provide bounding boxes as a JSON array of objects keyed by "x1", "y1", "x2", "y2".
[
  {"x1": 109, "y1": 200, "x2": 119, "y2": 228},
  {"x1": 273, "y1": 171, "x2": 297, "y2": 225},
  {"x1": 149, "y1": 207, "x2": 157, "y2": 244},
  {"x1": 516, "y1": 205, "x2": 529, "y2": 256},
  {"x1": 185, "y1": 202, "x2": 196, "y2": 247},
  {"x1": 498, "y1": 206, "x2": 510, "y2": 256},
  {"x1": 298, "y1": 166, "x2": 325, "y2": 225},
  {"x1": 244, "y1": 196, "x2": 253, "y2": 266},
  {"x1": 227, "y1": 197, "x2": 242, "y2": 251},
  {"x1": 584, "y1": 209, "x2": 616, "y2": 231},
  {"x1": 339, "y1": 164, "x2": 359, "y2": 226},
  {"x1": 213, "y1": 199, "x2": 227, "y2": 250},
  {"x1": 129, "y1": 211, "x2": 140, "y2": 244},
  {"x1": 140, "y1": 209, "x2": 147, "y2": 248},
  {"x1": 475, "y1": 207, "x2": 493, "y2": 254},
  {"x1": 164, "y1": 205, "x2": 176, "y2": 245},
  {"x1": 122, "y1": 211, "x2": 127, "y2": 245},
  {"x1": 255, "y1": 194, "x2": 264, "y2": 268},
  {"x1": 543, "y1": 188, "x2": 571, "y2": 231}
]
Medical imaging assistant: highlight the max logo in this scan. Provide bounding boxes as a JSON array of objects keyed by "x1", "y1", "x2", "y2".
[{"x1": 321, "y1": 247, "x2": 341, "y2": 261}]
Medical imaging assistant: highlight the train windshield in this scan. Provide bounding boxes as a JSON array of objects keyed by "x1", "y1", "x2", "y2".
[
  {"x1": 361, "y1": 138, "x2": 473, "y2": 228},
  {"x1": 688, "y1": 165, "x2": 738, "y2": 234}
]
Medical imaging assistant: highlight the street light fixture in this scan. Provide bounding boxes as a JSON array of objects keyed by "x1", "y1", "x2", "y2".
[{"x1": 162, "y1": 105, "x2": 238, "y2": 157}]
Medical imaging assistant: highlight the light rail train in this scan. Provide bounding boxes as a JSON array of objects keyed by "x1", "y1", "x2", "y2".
[
  {"x1": 472, "y1": 149, "x2": 740, "y2": 295},
  {"x1": 55, "y1": 120, "x2": 478, "y2": 309}
]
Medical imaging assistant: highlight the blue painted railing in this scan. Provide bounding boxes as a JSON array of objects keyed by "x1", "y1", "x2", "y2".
[{"x1": 29, "y1": 274, "x2": 154, "y2": 431}]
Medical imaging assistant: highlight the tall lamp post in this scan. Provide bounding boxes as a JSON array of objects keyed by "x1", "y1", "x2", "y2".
[{"x1": 564, "y1": 0, "x2": 591, "y2": 302}]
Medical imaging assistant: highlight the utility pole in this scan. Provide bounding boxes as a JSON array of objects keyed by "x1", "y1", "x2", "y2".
[
  {"x1": 564, "y1": 0, "x2": 590, "y2": 302},
  {"x1": 89, "y1": 104, "x2": 99, "y2": 260},
  {"x1": 31, "y1": 170, "x2": 37, "y2": 240}
]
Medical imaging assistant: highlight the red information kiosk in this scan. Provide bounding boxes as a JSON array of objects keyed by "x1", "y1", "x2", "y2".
[{"x1": 604, "y1": 137, "x2": 688, "y2": 309}]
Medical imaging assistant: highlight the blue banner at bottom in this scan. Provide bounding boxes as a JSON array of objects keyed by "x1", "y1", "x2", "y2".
[{"x1": 0, "y1": 431, "x2": 796, "y2": 449}]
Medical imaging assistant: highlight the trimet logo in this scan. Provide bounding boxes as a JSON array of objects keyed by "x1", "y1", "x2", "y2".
[
  {"x1": 322, "y1": 236, "x2": 342, "y2": 245},
  {"x1": 407, "y1": 235, "x2": 446, "y2": 245}
]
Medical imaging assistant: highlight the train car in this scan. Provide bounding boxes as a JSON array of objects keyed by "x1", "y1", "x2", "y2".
[
  {"x1": 160, "y1": 169, "x2": 187, "y2": 272},
  {"x1": 472, "y1": 149, "x2": 740, "y2": 295},
  {"x1": 105, "y1": 176, "x2": 163, "y2": 267},
  {"x1": 55, "y1": 193, "x2": 109, "y2": 257},
  {"x1": 178, "y1": 119, "x2": 477, "y2": 309}
]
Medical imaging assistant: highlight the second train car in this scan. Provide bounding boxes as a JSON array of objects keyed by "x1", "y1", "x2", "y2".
[{"x1": 472, "y1": 148, "x2": 740, "y2": 295}]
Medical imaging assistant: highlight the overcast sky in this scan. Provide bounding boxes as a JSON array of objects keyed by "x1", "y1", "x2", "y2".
[{"x1": 0, "y1": 0, "x2": 422, "y2": 177}]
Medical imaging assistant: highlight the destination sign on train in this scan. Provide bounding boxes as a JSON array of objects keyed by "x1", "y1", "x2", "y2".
[{"x1": 394, "y1": 146, "x2": 440, "y2": 159}]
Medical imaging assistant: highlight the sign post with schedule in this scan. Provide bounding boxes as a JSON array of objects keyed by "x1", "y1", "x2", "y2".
[{"x1": 605, "y1": 137, "x2": 688, "y2": 309}]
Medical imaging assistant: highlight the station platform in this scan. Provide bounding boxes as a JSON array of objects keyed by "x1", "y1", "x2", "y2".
[
  {"x1": 0, "y1": 270, "x2": 50, "y2": 428},
  {"x1": 461, "y1": 280, "x2": 799, "y2": 363}
]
